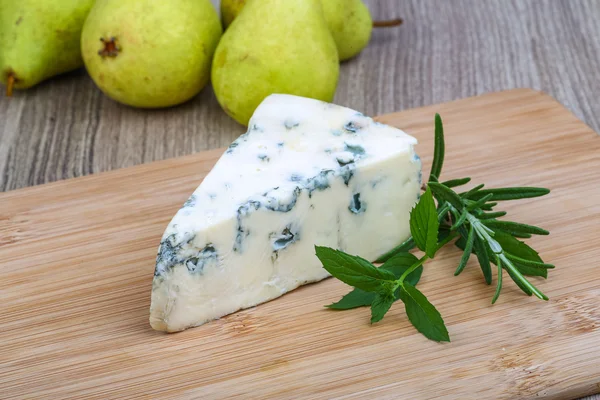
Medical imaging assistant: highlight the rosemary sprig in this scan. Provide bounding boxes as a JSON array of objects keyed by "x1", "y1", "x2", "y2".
[{"x1": 316, "y1": 114, "x2": 552, "y2": 342}]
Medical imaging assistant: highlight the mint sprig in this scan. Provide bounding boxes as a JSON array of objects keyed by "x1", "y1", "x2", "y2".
[
  {"x1": 316, "y1": 114, "x2": 552, "y2": 342},
  {"x1": 400, "y1": 283, "x2": 449, "y2": 342},
  {"x1": 314, "y1": 247, "x2": 395, "y2": 292},
  {"x1": 317, "y1": 187, "x2": 454, "y2": 342},
  {"x1": 327, "y1": 253, "x2": 422, "y2": 310},
  {"x1": 410, "y1": 186, "x2": 439, "y2": 258}
]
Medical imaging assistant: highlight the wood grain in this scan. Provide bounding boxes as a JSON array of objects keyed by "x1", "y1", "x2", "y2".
[
  {"x1": 1, "y1": 89, "x2": 600, "y2": 399},
  {"x1": 1, "y1": 0, "x2": 600, "y2": 192}
]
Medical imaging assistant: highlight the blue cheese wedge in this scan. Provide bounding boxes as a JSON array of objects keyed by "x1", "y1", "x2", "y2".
[{"x1": 150, "y1": 94, "x2": 422, "y2": 332}]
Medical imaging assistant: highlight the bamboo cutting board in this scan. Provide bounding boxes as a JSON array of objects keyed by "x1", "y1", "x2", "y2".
[{"x1": 1, "y1": 89, "x2": 600, "y2": 400}]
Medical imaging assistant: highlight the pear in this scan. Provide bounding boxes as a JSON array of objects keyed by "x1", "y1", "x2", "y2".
[
  {"x1": 220, "y1": 0, "x2": 376, "y2": 61},
  {"x1": 212, "y1": 0, "x2": 339, "y2": 126},
  {"x1": 221, "y1": 0, "x2": 247, "y2": 29},
  {"x1": 0, "y1": 0, "x2": 95, "y2": 96},
  {"x1": 81, "y1": 0, "x2": 222, "y2": 108},
  {"x1": 321, "y1": 0, "x2": 372, "y2": 61}
]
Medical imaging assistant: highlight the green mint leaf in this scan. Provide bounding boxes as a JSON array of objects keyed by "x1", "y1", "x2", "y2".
[
  {"x1": 441, "y1": 177, "x2": 471, "y2": 188},
  {"x1": 472, "y1": 235, "x2": 492, "y2": 284},
  {"x1": 315, "y1": 246, "x2": 395, "y2": 292},
  {"x1": 381, "y1": 253, "x2": 421, "y2": 279},
  {"x1": 327, "y1": 288, "x2": 374, "y2": 310},
  {"x1": 481, "y1": 220, "x2": 549, "y2": 236},
  {"x1": 468, "y1": 187, "x2": 550, "y2": 202},
  {"x1": 428, "y1": 181, "x2": 464, "y2": 211},
  {"x1": 429, "y1": 113, "x2": 445, "y2": 182},
  {"x1": 513, "y1": 263, "x2": 548, "y2": 278},
  {"x1": 400, "y1": 283, "x2": 450, "y2": 342},
  {"x1": 410, "y1": 187, "x2": 439, "y2": 258},
  {"x1": 375, "y1": 237, "x2": 415, "y2": 263},
  {"x1": 371, "y1": 293, "x2": 396, "y2": 323},
  {"x1": 454, "y1": 225, "x2": 475, "y2": 276},
  {"x1": 328, "y1": 253, "x2": 422, "y2": 310},
  {"x1": 383, "y1": 252, "x2": 426, "y2": 294}
]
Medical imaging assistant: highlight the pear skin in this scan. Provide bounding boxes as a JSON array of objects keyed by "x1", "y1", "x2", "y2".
[
  {"x1": 221, "y1": 0, "x2": 247, "y2": 29},
  {"x1": 0, "y1": 0, "x2": 94, "y2": 96},
  {"x1": 321, "y1": 0, "x2": 372, "y2": 61},
  {"x1": 220, "y1": 0, "x2": 373, "y2": 61},
  {"x1": 212, "y1": 0, "x2": 339, "y2": 126},
  {"x1": 81, "y1": 0, "x2": 222, "y2": 108}
]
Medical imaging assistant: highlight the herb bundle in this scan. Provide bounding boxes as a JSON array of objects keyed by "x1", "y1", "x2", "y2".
[{"x1": 315, "y1": 115, "x2": 552, "y2": 342}]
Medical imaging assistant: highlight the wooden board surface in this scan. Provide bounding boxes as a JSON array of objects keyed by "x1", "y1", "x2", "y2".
[{"x1": 1, "y1": 89, "x2": 600, "y2": 399}]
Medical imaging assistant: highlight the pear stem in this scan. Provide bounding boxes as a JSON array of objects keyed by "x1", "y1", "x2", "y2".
[
  {"x1": 6, "y1": 73, "x2": 15, "y2": 97},
  {"x1": 373, "y1": 18, "x2": 403, "y2": 28}
]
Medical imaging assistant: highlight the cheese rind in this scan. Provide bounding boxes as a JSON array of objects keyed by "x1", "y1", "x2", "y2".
[{"x1": 150, "y1": 94, "x2": 421, "y2": 332}]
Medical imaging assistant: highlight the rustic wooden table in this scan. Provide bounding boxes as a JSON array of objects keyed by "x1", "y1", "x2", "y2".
[
  {"x1": 0, "y1": 1, "x2": 599, "y2": 398},
  {"x1": 1, "y1": 0, "x2": 599, "y2": 193}
]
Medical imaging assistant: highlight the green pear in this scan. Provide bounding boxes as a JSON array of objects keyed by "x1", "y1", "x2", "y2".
[
  {"x1": 0, "y1": 0, "x2": 94, "y2": 96},
  {"x1": 81, "y1": 0, "x2": 222, "y2": 108},
  {"x1": 221, "y1": 0, "x2": 247, "y2": 29},
  {"x1": 220, "y1": 0, "x2": 374, "y2": 61},
  {"x1": 220, "y1": 0, "x2": 246, "y2": 29},
  {"x1": 212, "y1": 0, "x2": 339, "y2": 126},
  {"x1": 321, "y1": 0, "x2": 372, "y2": 61}
]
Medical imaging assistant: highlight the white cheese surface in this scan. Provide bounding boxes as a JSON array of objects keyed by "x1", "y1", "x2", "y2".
[{"x1": 150, "y1": 94, "x2": 421, "y2": 332}]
